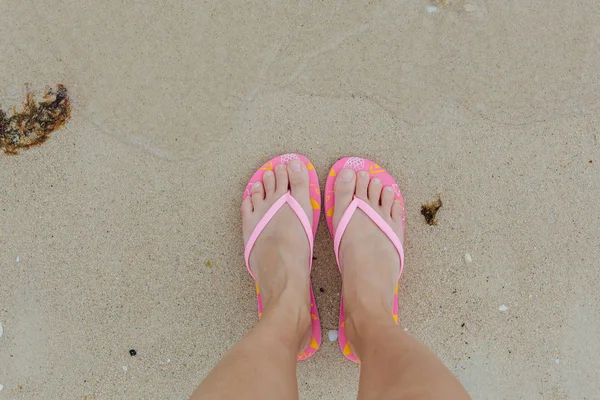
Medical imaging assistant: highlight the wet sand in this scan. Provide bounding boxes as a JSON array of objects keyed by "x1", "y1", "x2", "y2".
[{"x1": 1, "y1": 0, "x2": 599, "y2": 398}]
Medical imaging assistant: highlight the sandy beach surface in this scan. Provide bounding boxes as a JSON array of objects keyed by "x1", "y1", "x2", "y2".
[{"x1": 1, "y1": 0, "x2": 599, "y2": 398}]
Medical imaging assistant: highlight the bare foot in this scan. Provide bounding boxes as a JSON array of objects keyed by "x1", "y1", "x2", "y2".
[
  {"x1": 241, "y1": 160, "x2": 313, "y2": 351},
  {"x1": 332, "y1": 169, "x2": 405, "y2": 351}
]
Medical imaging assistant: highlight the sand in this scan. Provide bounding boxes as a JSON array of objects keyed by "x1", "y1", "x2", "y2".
[{"x1": 1, "y1": 0, "x2": 599, "y2": 398}]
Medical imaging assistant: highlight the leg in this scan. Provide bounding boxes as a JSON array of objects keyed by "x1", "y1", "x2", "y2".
[
  {"x1": 189, "y1": 292, "x2": 309, "y2": 400},
  {"x1": 333, "y1": 169, "x2": 471, "y2": 400},
  {"x1": 349, "y1": 311, "x2": 470, "y2": 400},
  {"x1": 190, "y1": 161, "x2": 314, "y2": 400}
]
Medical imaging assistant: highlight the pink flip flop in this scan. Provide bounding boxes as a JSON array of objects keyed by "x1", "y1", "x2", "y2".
[
  {"x1": 325, "y1": 157, "x2": 405, "y2": 363},
  {"x1": 243, "y1": 153, "x2": 322, "y2": 361}
]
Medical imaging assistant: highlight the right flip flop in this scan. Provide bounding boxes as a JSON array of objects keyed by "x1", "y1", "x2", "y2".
[{"x1": 325, "y1": 157, "x2": 405, "y2": 363}]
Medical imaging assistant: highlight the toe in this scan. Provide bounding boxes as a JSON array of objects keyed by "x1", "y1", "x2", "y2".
[
  {"x1": 368, "y1": 178, "x2": 382, "y2": 206},
  {"x1": 288, "y1": 160, "x2": 309, "y2": 196},
  {"x1": 241, "y1": 195, "x2": 253, "y2": 215},
  {"x1": 274, "y1": 164, "x2": 289, "y2": 195},
  {"x1": 355, "y1": 171, "x2": 369, "y2": 200},
  {"x1": 392, "y1": 201, "x2": 404, "y2": 225},
  {"x1": 241, "y1": 196, "x2": 255, "y2": 244},
  {"x1": 263, "y1": 170, "x2": 275, "y2": 197},
  {"x1": 381, "y1": 186, "x2": 394, "y2": 214},
  {"x1": 251, "y1": 181, "x2": 265, "y2": 206},
  {"x1": 333, "y1": 169, "x2": 356, "y2": 229},
  {"x1": 288, "y1": 160, "x2": 312, "y2": 218}
]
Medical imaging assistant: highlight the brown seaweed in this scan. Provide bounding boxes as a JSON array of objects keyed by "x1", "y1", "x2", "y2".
[
  {"x1": 0, "y1": 85, "x2": 71, "y2": 155},
  {"x1": 421, "y1": 196, "x2": 443, "y2": 225}
]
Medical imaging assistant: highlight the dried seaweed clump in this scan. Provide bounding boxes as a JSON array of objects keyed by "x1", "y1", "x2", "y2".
[
  {"x1": 421, "y1": 196, "x2": 443, "y2": 225},
  {"x1": 0, "y1": 85, "x2": 71, "y2": 155}
]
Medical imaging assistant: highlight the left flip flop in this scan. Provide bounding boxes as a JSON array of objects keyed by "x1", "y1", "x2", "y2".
[{"x1": 242, "y1": 153, "x2": 322, "y2": 361}]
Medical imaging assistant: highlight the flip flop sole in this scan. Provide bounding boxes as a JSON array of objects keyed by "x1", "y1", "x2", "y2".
[
  {"x1": 325, "y1": 157, "x2": 405, "y2": 363},
  {"x1": 243, "y1": 153, "x2": 322, "y2": 360}
]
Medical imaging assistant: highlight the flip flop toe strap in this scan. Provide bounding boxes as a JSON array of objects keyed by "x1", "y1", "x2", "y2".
[
  {"x1": 244, "y1": 192, "x2": 314, "y2": 278},
  {"x1": 333, "y1": 197, "x2": 404, "y2": 276}
]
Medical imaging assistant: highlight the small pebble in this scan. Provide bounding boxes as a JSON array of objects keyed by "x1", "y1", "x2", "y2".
[
  {"x1": 15, "y1": 257, "x2": 19, "y2": 262},
  {"x1": 0, "y1": 384, "x2": 3, "y2": 391},
  {"x1": 327, "y1": 330, "x2": 338, "y2": 342},
  {"x1": 464, "y1": 253, "x2": 473, "y2": 263},
  {"x1": 129, "y1": 349, "x2": 136, "y2": 356},
  {"x1": 0, "y1": 321, "x2": 3, "y2": 338},
  {"x1": 427, "y1": 5, "x2": 438, "y2": 13},
  {"x1": 499, "y1": 305, "x2": 509, "y2": 311},
  {"x1": 403, "y1": 327, "x2": 408, "y2": 332},
  {"x1": 464, "y1": 3, "x2": 476, "y2": 12},
  {"x1": 167, "y1": 359, "x2": 171, "y2": 363},
  {"x1": 122, "y1": 366, "x2": 127, "y2": 372},
  {"x1": 555, "y1": 358, "x2": 560, "y2": 365}
]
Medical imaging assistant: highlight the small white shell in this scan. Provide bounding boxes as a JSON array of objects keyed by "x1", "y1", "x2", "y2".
[
  {"x1": 464, "y1": 253, "x2": 473, "y2": 263},
  {"x1": 327, "y1": 330, "x2": 338, "y2": 342},
  {"x1": 499, "y1": 305, "x2": 509, "y2": 311}
]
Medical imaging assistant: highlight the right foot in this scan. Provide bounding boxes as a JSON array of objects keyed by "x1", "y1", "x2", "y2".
[{"x1": 332, "y1": 169, "x2": 405, "y2": 344}]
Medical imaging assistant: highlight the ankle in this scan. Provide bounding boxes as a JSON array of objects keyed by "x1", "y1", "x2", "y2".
[
  {"x1": 344, "y1": 306, "x2": 396, "y2": 354},
  {"x1": 342, "y1": 283, "x2": 395, "y2": 320},
  {"x1": 340, "y1": 253, "x2": 398, "y2": 317},
  {"x1": 262, "y1": 276, "x2": 311, "y2": 324},
  {"x1": 261, "y1": 291, "x2": 311, "y2": 350},
  {"x1": 264, "y1": 286, "x2": 310, "y2": 318}
]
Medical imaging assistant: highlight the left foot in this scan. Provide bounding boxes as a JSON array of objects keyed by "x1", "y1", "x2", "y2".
[{"x1": 241, "y1": 160, "x2": 313, "y2": 350}]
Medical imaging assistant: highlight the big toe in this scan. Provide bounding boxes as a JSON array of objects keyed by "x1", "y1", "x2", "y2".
[
  {"x1": 333, "y1": 169, "x2": 356, "y2": 229},
  {"x1": 288, "y1": 160, "x2": 312, "y2": 219}
]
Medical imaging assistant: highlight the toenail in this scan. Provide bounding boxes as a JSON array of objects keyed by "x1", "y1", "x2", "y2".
[
  {"x1": 253, "y1": 182, "x2": 262, "y2": 189},
  {"x1": 372, "y1": 178, "x2": 381, "y2": 185},
  {"x1": 289, "y1": 160, "x2": 302, "y2": 172},
  {"x1": 340, "y1": 169, "x2": 354, "y2": 182},
  {"x1": 359, "y1": 171, "x2": 369, "y2": 178},
  {"x1": 264, "y1": 170, "x2": 274, "y2": 177},
  {"x1": 384, "y1": 186, "x2": 393, "y2": 192}
]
